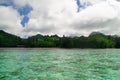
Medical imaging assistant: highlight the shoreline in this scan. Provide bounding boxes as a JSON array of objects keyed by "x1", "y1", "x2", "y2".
[{"x1": 0, "y1": 47, "x2": 120, "y2": 50}]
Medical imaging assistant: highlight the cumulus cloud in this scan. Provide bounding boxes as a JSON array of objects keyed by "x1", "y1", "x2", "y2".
[
  {"x1": 72, "y1": 0, "x2": 120, "y2": 35},
  {"x1": 25, "y1": 0, "x2": 120, "y2": 36},
  {"x1": 0, "y1": 6, "x2": 24, "y2": 37},
  {"x1": 1, "y1": 0, "x2": 120, "y2": 37},
  {"x1": 24, "y1": 0, "x2": 77, "y2": 36}
]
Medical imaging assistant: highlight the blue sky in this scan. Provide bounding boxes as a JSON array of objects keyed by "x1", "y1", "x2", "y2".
[{"x1": 76, "y1": 0, "x2": 81, "y2": 12}]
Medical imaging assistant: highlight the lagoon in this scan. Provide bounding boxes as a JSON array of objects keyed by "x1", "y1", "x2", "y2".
[{"x1": 0, "y1": 48, "x2": 120, "y2": 80}]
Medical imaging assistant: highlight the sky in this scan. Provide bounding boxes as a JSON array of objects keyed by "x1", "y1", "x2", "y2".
[{"x1": 0, "y1": 0, "x2": 120, "y2": 38}]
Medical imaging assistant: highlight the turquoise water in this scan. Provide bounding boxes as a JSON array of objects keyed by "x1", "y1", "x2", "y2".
[{"x1": 0, "y1": 48, "x2": 120, "y2": 80}]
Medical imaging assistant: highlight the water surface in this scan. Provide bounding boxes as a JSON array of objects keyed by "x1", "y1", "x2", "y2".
[{"x1": 0, "y1": 48, "x2": 120, "y2": 80}]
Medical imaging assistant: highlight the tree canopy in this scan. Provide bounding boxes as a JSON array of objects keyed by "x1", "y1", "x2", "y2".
[{"x1": 0, "y1": 30, "x2": 120, "y2": 48}]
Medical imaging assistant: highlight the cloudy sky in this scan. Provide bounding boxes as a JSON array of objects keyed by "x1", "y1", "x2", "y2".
[{"x1": 0, "y1": 0, "x2": 120, "y2": 37}]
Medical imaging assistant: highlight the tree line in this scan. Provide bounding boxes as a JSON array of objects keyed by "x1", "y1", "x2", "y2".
[{"x1": 0, "y1": 30, "x2": 120, "y2": 48}]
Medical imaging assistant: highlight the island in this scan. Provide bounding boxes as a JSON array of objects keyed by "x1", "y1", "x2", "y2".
[{"x1": 0, "y1": 30, "x2": 120, "y2": 48}]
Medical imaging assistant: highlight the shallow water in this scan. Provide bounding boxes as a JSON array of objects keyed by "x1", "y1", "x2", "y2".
[{"x1": 0, "y1": 48, "x2": 120, "y2": 80}]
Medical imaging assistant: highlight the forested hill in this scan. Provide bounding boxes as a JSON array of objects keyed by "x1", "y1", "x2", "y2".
[
  {"x1": 0, "y1": 30, "x2": 21, "y2": 47},
  {"x1": 0, "y1": 30, "x2": 120, "y2": 48}
]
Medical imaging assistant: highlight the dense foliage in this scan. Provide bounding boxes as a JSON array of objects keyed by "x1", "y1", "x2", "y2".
[
  {"x1": 0, "y1": 30, "x2": 120, "y2": 48},
  {"x1": 26, "y1": 34, "x2": 60, "y2": 47},
  {"x1": 0, "y1": 30, "x2": 21, "y2": 47}
]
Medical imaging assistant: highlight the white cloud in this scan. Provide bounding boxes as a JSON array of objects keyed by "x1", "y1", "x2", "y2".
[
  {"x1": 13, "y1": 0, "x2": 29, "y2": 7},
  {"x1": 0, "y1": 6, "x2": 24, "y2": 37},
  {"x1": 25, "y1": 0, "x2": 120, "y2": 36},
  {"x1": 24, "y1": 0, "x2": 77, "y2": 36},
  {"x1": 1, "y1": 0, "x2": 120, "y2": 37},
  {"x1": 72, "y1": 0, "x2": 120, "y2": 36}
]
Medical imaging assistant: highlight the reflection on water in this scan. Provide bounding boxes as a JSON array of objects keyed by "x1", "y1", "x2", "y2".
[{"x1": 0, "y1": 49, "x2": 120, "y2": 80}]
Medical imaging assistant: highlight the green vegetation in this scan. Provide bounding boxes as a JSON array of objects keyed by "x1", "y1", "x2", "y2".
[
  {"x1": 0, "y1": 30, "x2": 120, "y2": 48},
  {"x1": 26, "y1": 34, "x2": 60, "y2": 47},
  {"x1": 0, "y1": 30, "x2": 21, "y2": 47}
]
